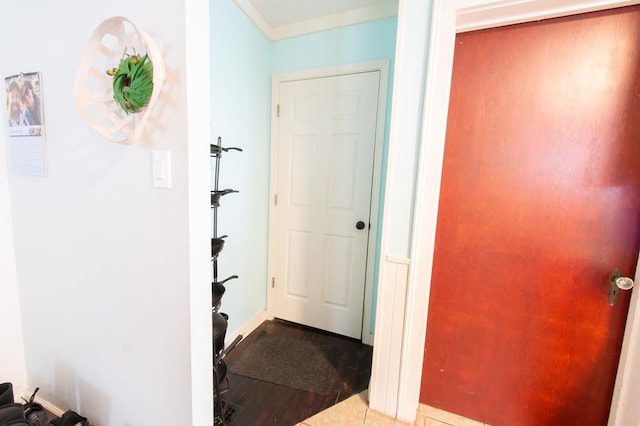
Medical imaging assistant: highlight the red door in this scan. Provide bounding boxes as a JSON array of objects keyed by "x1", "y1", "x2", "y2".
[{"x1": 420, "y1": 6, "x2": 640, "y2": 426}]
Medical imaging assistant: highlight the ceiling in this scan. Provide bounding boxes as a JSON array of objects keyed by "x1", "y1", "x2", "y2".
[{"x1": 232, "y1": 0, "x2": 399, "y2": 40}]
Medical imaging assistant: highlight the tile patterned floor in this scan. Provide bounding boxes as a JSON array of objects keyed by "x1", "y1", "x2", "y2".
[{"x1": 296, "y1": 391, "x2": 491, "y2": 426}]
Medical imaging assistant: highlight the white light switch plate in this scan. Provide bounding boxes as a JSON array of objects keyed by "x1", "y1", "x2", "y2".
[{"x1": 152, "y1": 150, "x2": 172, "y2": 188}]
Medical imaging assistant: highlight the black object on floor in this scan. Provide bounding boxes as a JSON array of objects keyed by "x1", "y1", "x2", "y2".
[
  {"x1": 230, "y1": 332, "x2": 340, "y2": 395},
  {"x1": 221, "y1": 402, "x2": 241, "y2": 425},
  {"x1": 49, "y1": 410, "x2": 90, "y2": 426},
  {"x1": 0, "y1": 403, "x2": 27, "y2": 424},
  {"x1": 2, "y1": 420, "x2": 32, "y2": 425},
  {"x1": 0, "y1": 383, "x2": 13, "y2": 407},
  {"x1": 22, "y1": 388, "x2": 47, "y2": 426}
]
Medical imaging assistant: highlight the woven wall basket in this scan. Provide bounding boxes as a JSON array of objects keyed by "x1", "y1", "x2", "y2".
[{"x1": 74, "y1": 17, "x2": 166, "y2": 144}]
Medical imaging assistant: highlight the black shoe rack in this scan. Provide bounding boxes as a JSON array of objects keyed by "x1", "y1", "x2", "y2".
[{"x1": 211, "y1": 136, "x2": 243, "y2": 425}]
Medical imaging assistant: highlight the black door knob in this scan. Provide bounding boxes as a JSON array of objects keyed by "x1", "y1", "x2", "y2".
[{"x1": 356, "y1": 221, "x2": 366, "y2": 230}]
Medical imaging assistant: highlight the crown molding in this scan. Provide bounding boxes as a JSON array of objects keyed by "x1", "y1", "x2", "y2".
[
  {"x1": 456, "y1": 0, "x2": 640, "y2": 32},
  {"x1": 233, "y1": 0, "x2": 399, "y2": 41}
]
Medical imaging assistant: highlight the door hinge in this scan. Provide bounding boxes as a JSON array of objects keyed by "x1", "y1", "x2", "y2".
[
  {"x1": 274, "y1": 194, "x2": 278, "y2": 206},
  {"x1": 271, "y1": 277, "x2": 275, "y2": 288},
  {"x1": 276, "y1": 104, "x2": 280, "y2": 118}
]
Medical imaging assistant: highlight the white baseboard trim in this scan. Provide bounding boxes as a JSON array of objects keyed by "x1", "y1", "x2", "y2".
[
  {"x1": 225, "y1": 309, "x2": 269, "y2": 347},
  {"x1": 363, "y1": 331, "x2": 375, "y2": 346},
  {"x1": 19, "y1": 390, "x2": 65, "y2": 418},
  {"x1": 369, "y1": 255, "x2": 411, "y2": 416}
]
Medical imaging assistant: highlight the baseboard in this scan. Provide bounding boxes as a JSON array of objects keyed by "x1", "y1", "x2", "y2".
[
  {"x1": 18, "y1": 310, "x2": 270, "y2": 422},
  {"x1": 363, "y1": 331, "x2": 375, "y2": 346},
  {"x1": 225, "y1": 309, "x2": 269, "y2": 347},
  {"x1": 19, "y1": 390, "x2": 65, "y2": 418}
]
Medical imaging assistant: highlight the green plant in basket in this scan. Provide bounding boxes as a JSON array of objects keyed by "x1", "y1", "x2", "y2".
[{"x1": 107, "y1": 52, "x2": 153, "y2": 114}]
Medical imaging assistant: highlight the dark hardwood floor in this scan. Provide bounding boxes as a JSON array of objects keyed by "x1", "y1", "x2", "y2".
[{"x1": 217, "y1": 319, "x2": 373, "y2": 426}]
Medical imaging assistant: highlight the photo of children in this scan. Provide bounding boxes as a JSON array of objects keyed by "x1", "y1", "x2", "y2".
[
  {"x1": 5, "y1": 72, "x2": 43, "y2": 128},
  {"x1": 4, "y1": 72, "x2": 46, "y2": 176},
  {"x1": 7, "y1": 79, "x2": 26, "y2": 127}
]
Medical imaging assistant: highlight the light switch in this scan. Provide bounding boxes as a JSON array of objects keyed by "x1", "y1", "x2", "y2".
[{"x1": 152, "y1": 150, "x2": 172, "y2": 188}]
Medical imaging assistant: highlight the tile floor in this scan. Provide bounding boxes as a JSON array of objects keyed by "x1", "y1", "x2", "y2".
[{"x1": 296, "y1": 391, "x2": 491, "y2": 426}]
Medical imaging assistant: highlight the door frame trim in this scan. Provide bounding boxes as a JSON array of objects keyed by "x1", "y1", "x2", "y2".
[
  {"x1": 266, "y1": 60, "x2": 390, "y2": 345},
  {"x1": 371, "y1": 0, "x2": 640, "y2": 422},
  {"x1": 610, "y1": 255, "x2": 640, "y2": 425}
]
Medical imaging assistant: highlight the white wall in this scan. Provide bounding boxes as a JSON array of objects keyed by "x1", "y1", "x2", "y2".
[
  {"x1": 0, "y1": 119, "x2": 27, "y2": 399},
  {"x1": 0, "y1": 2, "x2": 208, "y2": 424},
  {"x1": 186, "y1": 0, "x2": 215, "y2": 423},
  {"x1": 369, "y1": 0, "x2": 433, "y2": 417}
]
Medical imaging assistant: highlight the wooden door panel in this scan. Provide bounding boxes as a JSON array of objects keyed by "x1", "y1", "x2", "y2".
[{"x1": 421, "y1": 6, "x2": 640, "y2": 425}]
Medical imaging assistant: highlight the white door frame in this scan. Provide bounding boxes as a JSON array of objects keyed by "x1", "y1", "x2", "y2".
[
  {"x1": 266, "y1": 60, "x2": 389, "y2": 345},
  {"x1": 370, "y1": 0, "x2": 640, "y2": 422}
]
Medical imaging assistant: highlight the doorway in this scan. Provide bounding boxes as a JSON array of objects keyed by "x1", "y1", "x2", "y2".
[
  {"x1": 385, "y1": 0, "x2": 640, "y2": 423},
  {"x1": 267, "y1": 62, "x2": 389, "y2": 343},
  {"x1": 421, "y1": 6, "x2": 640, "y2": 425}
]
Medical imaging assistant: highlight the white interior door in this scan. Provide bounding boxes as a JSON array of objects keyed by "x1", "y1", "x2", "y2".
[{"x1": 273, "y1": 71, "x2": 380, "y2": 339}]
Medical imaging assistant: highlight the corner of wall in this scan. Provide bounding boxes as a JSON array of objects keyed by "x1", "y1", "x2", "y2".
[{"x1": 0, "y1": 125, "x2": 27, "y2": 395}]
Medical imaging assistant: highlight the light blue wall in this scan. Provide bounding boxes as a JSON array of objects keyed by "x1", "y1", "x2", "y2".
[
  {"x1": 210, "y1": 0, "x2": 272, "y2": 336},
  {"x1": 211, "y1": 0, "x2": 397, "y2": 336},
  {"x1": 272, "y1": 18, "x2": 398, "y2": 73}
]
